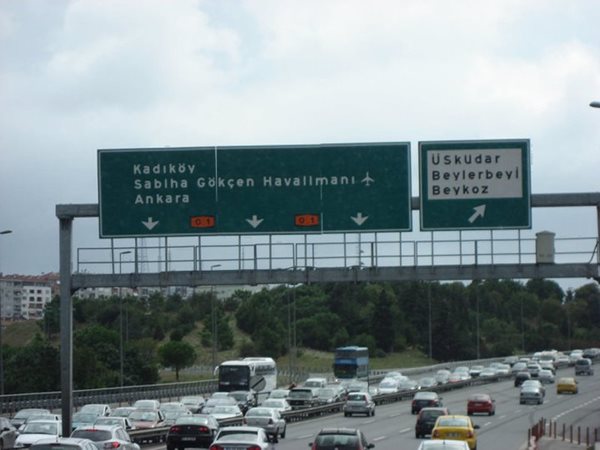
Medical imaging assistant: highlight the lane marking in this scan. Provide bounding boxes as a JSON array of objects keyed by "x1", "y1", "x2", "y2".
[
  {"x1": 373, "y1": 436, "x2": 387, "y2": 442},
  {"x1": 399, "y1": 427, "x2": 411, "y2": 434}
]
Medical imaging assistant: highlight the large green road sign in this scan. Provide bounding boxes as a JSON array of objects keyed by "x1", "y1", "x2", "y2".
[
  {"x1": 98, "y1": 142, "x2": 411, "y2": 237},
  {"x1": 419, "y1": 139, "x2": 531, "y2": 230}
]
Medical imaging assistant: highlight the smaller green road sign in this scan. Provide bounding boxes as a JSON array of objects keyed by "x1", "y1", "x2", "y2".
[{"x1": 419, "y1": 139, "x2": 531, "y2": 230}]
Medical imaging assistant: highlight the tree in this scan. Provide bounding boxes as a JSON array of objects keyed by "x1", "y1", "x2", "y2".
[{"x1": 158, "y1": 340, "x2": 196, "y2": 381}]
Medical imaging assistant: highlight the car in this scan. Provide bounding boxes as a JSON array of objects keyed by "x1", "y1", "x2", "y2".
[
  {"x1": 556, "y1": 377, "x2": 578, "y2": 394},
  {"x1": 418, "y1": 377, "x2": 438, "y2": 389},
  {"x1": 308, "y1": 428, "x2": 374, "y2": 450},
  {"x1": 315, "y1": 387, "x2": 343, "y2": 404},
  {"x1": 166, "y1": 414, "x2": 220, "y2": 450},
  {"x1": 110, "y1": 407, "x2": 136, "y2": 418},
  {"x1": 510, "y1": 362, "x2": 528, "y2": 374},
  {"x1": 10, "y1": 409, "x2": 51, "y2": 428},
  {"x1": 260, "y1": 398, "x2": 292, "y2": 413},
  {"x1": 520, "y1": 385, "x2": 544, "y2": 405},
  {"x1": 539, "y1": 361, "x2": 555, "y2": 374},
  {"x1": 514, "y1": 371, "x2": 531, "y2": 387},
  {"x1": 302, "y1": 377, "x2": 328, "y2": 392},
  {"x1": 414, "y1": 407, "x2": 450, "y2": 438},
  {"x1": 228, "y1": 391, "x2": 256, "y2": 414},
  {"x1": 243, "y1": 407, "x2": 286, "y2": 442},
  {"x1": 201, "y1": 397, "x2": 237, "y2": 414},
  {"x1": 538, "y1": 369, "x2": 555, "y2": 384},
  {"x1": 127, "y1": 409, "x2": 166, "y2": 430},
  {"x1": 79, "y1": 404, "x2": 112, "y2": 417},
  {"x1": 555, "y1": 354, "x2": 570, "y2": 368},
  {"x1": 582, "y1": 348, "x2": 600, "y2": 360},
  {"x1": 0, "y1": 416, "x2": 19, "y2": 449},
  {"x1": 345, "y1": 381, "x2": 369, "y2": 394},
  {"x1": 503, "y1": 356, "x2": 519, "y2": 366},
  {"x1": 18, "y1": 414, "x2": 61, "y2": 431},
  {"x1": 70, "y1": 424, "x2": 140, "y2": 450},
  {"x1": 478, "y1": 367, "x2": 497, "y2": 378},
  {"x1": 526, "y1": 362, "x2": 541, "y2": 377},
  {"x1": 72, "y1": 413, "x2": 99, "y2": 431},
  {"x1": 208, "y1": 405, "x2": 243, "y2": 421},
  {"x1": 161, "y1": 402, "x2": 186, "y2": 412},
  {"x1": 163, "y1": 407, "x2": 192, "y2": 425},
  {"x1": 467, "y1": 393, "x2": 495, "y2": 416},
  {"x1": 287, "y1": 387, "x2": 318, "y2": 409},
  {"x1": 412, "y1": 391, "x2": 443, "y2": 414},
  {"x1": 132, "y1": 399, "x2": 161, "y2": 410},
  {"x1": 494, "y1": 363, "x2": 511, "y2": 376},
  {"x1": 431, "y1": 415, "x2": 479, "y2": 450},
  {"x1": 435, "y1": 370, "x2": 451, "y2": 385},
  {"x1": 29, "y1": 437, "x2": 98, "y2": 450},
  {"x1": 468, "y1": 365, "x2": 484, "y2": 377},
  {"x1": 15, "y1": 420, "x2": 63, "y2": 448},
  {"x1": 94, "y1": 416, "x2": 135, "y2": 431},
  {"x1": 575, "y1": 358, "x2": 594, "y2": 375},
  {"x1": 180, "y1": 396, "x2": 206, "y2": 414},
  {"x1": 211, "y1": 426, "x2": 272, "y2": 450},
  {"x1": 343, "y1": 392, "x2": 376, "y2": 417},
  {"x1": 377, "y1": 378, "x2": 400, "y2": 393},
  {"x1": 267, "y1": 389, "x2": 290, "y2": 400},
  {"x1": 417, "y1": 440, "x2": 470, "y2": 450},
  {"x1": 521, "y1": 379, "x2": 545, "y2": 397},
  {"x1": 398, "y1": 378, "x2": 420, "y2": 391}
]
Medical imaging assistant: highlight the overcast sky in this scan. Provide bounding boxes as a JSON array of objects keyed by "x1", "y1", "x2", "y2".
[{"x1": 1, "y1": 0, "x2": 599, "y2": 290}]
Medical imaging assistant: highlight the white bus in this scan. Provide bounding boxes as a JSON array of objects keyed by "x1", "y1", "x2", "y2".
[{"x1": 216, "y1": 357, "x2": 278, "y2": 397}]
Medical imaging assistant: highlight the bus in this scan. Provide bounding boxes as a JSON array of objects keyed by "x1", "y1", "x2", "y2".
[
  {"x1": 333, "y1": 346, "x2": 369, "y2": 379},
  {"x1": 216, "y1": 357, "x2": 278, "y2": 397}
]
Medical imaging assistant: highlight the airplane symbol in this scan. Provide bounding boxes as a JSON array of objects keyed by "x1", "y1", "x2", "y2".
[{"x1": 361, "y1": 172, "x2": 374, "y2": 186}]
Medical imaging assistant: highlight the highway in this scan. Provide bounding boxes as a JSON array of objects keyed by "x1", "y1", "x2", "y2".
[{"x1": 142, "y1": 366, "x2": 600, "y2": 450}]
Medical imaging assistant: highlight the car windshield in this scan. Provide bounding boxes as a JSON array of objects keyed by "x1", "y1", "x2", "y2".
[
  {"x1": 262, "y1": 400, "x2": 283, "y2": 408},
  {"x1": 73, "y1": 413, "x2": 98, "y2": 422}
]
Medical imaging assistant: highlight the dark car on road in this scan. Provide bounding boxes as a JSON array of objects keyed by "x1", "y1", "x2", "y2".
[
  {"x1": 166, "y1": 414, "x2": 220, "y2": 450},
  {"x1": 415, "y1": 407, "x2": 450, "y2": 438},
  {"x1": 411, "y1": 391, "x2": 443, "y2": 414},
  {"x1": 288, "y1": 388, "x2": 317, "y2": 409},
  {"x1": 514, "y1": 371, "x2": 532, "y2": 387}
]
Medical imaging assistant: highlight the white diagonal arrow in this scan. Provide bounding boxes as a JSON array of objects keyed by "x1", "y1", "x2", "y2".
[
  {"x1": 246, "y1": 215, "x2": 264, "y2": 229},
  {"x1": 468, "y1": 205, "x2": 486, "y2": 223},
  {"x1": 351, "y1": 212, "x2": 369, "y2": 226},
  {"x1": 142, "y1": 217, "x2": 159, "y2": 230}
]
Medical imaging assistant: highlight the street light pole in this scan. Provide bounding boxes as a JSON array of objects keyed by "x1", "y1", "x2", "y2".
[
  {"x1": 210, "y1": 264, "x2": 221, "y2": 370},
  {"x1": 118, "y1": 250, "x2": 131, "y2": 387},
  {"x1": 0, "y1": 229, "x2": 13, "y2": 395}
]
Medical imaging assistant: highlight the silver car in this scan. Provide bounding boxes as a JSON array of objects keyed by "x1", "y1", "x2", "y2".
[
  {"x1": 343, "y1": 392, "x2": 375, "y2": 417},
  {"x1": 243, "y1": 407, "x2": 286, "y2": 442},
  {"x1": 213, "y1": 426, "x2": 272, "y2": 450},
  {"x1": 30, "y1": 437, "x2": 98, "y2": 450},
  {"x1": 71, "y1": 424, "x2": 140, "y2": 450}
]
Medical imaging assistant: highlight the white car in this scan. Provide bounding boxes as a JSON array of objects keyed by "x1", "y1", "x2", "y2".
[
  {"x1": 260, "y1": 398, "x2": 292, "y2": 413},
  {"x1": 378, "y1": 378, "x2": 400, "y2": 394},
  {"x1": 213, "y1": 426, "x2": 272, "y2": 450},
  {"x1": 15, "y1": 420, "x2": 62, "y2": 448},
  {"x1": 538, "y1": 369, "x2": 555, "y2": 384}
]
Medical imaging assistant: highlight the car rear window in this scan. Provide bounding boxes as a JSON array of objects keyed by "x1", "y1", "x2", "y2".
[
  {"x1": 347, "y1": 394, "x2": 366, "y2": 401},
  {"x1": 315, "y1": 434, "x2": 359, "y2": 449},
  {"x1": 421, "y1": 410, "x2": 444, "y2": 420},
  {"x1": 71, "y1": 430, "x2": 112, "y2": 441}
]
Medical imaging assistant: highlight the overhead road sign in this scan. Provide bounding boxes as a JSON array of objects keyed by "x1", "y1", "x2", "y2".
[
  {"x1": 419, "y1": 139, "x2": 531, "y2": 230},
  {"x1": 98, "y1": 142, "x2": 412, "y2": 237}
]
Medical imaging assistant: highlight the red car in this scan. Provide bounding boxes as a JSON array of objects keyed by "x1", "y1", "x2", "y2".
[{"x1": 467, "y1": 393, "x2": 495, "y2": 416}]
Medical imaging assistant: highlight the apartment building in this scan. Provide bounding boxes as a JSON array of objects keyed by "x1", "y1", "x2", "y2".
[{"x1": 0, "y1": 273, "x2": 59, "y2": 320}]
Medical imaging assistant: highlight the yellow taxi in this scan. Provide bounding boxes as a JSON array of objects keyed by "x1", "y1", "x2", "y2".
[
  {"x1": 431, "y1": 414, "x2": 479, "y2": 450},
  {"x1": 556, "y1": 377, "x2": 578, "y2": 394}
]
